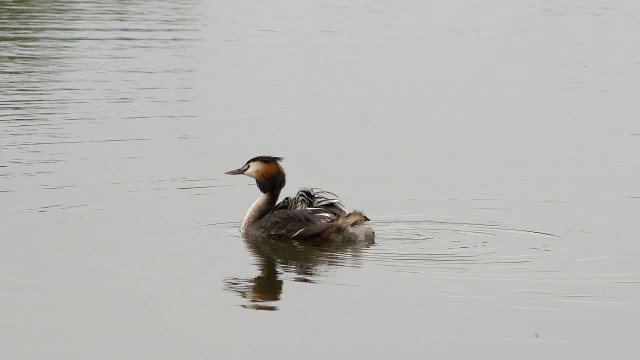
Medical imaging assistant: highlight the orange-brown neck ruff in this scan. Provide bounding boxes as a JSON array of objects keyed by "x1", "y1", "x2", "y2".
[{"x1": 255, "y1": 161, "x2": 286, "y2": 194}]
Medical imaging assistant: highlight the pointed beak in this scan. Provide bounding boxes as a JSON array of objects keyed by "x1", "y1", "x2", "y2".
[{"x1": 225, "y1": 167, "x2": 245, "y2": 175}]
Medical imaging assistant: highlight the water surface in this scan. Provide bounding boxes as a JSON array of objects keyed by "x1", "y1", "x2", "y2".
[{"x1": 2, "y1": 0, "x2": 639, "y2": 359}]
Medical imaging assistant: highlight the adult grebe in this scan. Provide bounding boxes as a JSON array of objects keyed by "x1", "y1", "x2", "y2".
[{"x1": 225, "y1": 156, "x2": 374, "y2": 242}]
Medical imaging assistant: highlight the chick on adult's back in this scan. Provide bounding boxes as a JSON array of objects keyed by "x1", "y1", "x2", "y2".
[{"x1": 225, "y1": 156, "x2": 374, "y2": 242}]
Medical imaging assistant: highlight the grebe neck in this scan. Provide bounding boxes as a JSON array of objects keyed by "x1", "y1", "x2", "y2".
[{"x1": 241, "y1": 189, "x2": 281, "y2": 233}]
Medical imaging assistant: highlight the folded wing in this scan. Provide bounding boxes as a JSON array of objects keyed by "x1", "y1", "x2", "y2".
[{"x1": 268, "y1": 188, "x2": 349, "y2": 239}]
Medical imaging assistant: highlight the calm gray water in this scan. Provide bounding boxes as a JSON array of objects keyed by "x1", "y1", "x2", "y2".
[{"x1": 2, "y1": 0, "x2": 639, "y2": 358}]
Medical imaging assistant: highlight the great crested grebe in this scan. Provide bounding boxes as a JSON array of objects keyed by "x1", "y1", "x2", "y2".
[{"x1": 225, "y1": 156, "x2": 374, "y2": 242}]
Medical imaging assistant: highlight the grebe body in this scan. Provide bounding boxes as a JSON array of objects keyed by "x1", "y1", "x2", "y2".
[{"x1": 225, "y1": 156, "x2": 374, "y2": 242}]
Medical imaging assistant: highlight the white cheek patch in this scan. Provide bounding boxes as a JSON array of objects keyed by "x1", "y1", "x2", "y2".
[{"x1": 244, "y1": 162, "x2": 261, "y2": 179}]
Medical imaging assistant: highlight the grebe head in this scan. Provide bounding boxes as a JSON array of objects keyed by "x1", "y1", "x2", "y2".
[{"x1": 225, "y1": 156, "x2": 286, "y2": 194}]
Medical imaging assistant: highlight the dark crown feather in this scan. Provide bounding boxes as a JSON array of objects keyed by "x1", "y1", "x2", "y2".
[{"x1": 246, "y1": 156, "x2": 283, "y2": 164}]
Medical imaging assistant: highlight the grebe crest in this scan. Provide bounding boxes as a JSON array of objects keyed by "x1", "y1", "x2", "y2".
[{"x1": 225, "y1": 156, "x2": 374, "y2": 243}]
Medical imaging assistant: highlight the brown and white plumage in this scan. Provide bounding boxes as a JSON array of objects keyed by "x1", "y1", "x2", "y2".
[{"x1": 225, "y1": 156, "x2": 374, "y2": 242}]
